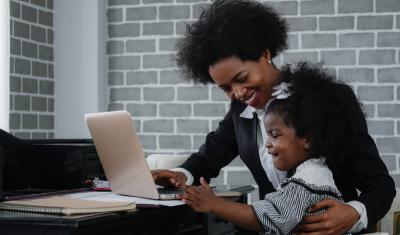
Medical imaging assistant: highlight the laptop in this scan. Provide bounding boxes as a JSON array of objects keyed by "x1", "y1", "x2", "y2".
[{"x1": 85, "y1": 111, "x2": 183, "y2": 200}]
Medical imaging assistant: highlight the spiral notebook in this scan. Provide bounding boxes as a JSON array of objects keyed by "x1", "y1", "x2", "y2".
[{"x1": 0, "y1": 195, "x2": 136, "y2": 215}]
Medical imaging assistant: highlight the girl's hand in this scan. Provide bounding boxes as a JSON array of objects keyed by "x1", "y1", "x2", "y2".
[{"x1": 181, "y1": 177, "x2": 219, "y2": 213}]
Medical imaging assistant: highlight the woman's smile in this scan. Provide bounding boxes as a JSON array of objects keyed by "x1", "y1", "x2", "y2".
[
  {"x1": 209, "y1": 55, "x2": 280, "y2": 109},
  {"x1": 243, "y1": 90, "x2": 257, "y2": 106}
]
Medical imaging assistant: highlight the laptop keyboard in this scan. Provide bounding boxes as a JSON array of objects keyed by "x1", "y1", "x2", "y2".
[{"x1": 157, "y1": 188, "x2": 184, "y2": 195}]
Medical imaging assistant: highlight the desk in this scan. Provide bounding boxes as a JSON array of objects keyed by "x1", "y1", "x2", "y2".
[
  {"x1": 0, "y1": 137, "x2": 254, "y2": 234},
  {"x1": 0, "y1": 194, "x2": 250, "y2": 235}
]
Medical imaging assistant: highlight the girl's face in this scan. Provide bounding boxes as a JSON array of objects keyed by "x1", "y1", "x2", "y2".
[
  {"x1": 208, "y1": 53, "x2": 280, "y2": 109},
  {"x1": 265, "y1": 112, "x2": 310, "y2": 171}
]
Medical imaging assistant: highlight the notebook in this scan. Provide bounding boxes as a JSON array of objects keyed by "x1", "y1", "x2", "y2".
[
  {"x1": 85, "y1": 111, "x2": 183, "y2": 200},
  {"x1": 0, "y1": 196, "x2": 136, "y2": 215}
]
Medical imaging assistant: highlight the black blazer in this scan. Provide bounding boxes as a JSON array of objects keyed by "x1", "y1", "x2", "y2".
[{"x1": 180, "y1": 83, "x2": 395, "y2": 230}]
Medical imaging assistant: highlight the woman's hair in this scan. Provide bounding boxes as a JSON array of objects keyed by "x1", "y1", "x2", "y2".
[
  {"x1": 266, "y1": 62, "x2": 362, "y2": 167},
  {"x1": 176, "y1": 0, "x2": 288, "y2": 84}
]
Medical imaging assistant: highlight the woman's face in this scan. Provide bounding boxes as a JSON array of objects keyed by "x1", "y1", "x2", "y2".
[
  {"x1": 264, "y1": 112, "x2": 309, "y2": 171},
  {"x1": 208, "y1": 54, "x2": 280, "y2": 109}
]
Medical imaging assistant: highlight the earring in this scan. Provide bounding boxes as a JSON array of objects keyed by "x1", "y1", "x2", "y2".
[
  {"x1": 304, "y1": 144, "x2": 310, "y2": 150},
  {"x1": 267, "y1": 60, "x2": 272, "y2": 64}
]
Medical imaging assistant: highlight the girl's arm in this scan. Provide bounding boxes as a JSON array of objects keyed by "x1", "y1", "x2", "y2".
[
  {"x1": 210, "y1": 196, "x2": 264, "y2": 232},
  {"x1": 182, "y1": 177, "x2": 263, "y2": 232}
]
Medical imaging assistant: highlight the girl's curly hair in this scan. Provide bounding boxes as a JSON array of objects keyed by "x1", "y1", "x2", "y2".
[
  {"x1": 176, "y1": 0, "x2": 288, "y2": 84},
  {"x1": 266, "y1": 62, "x2": 362, "y2": 168}
]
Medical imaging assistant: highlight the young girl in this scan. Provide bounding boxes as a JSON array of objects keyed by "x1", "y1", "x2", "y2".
[{"x1": 181, "y1": 63, "x2": 358, "y2": 234}]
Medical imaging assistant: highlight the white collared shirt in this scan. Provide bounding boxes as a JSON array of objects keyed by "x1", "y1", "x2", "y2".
[{"x1": 174, "y1": 103, "x2": 367, "y2": 232}]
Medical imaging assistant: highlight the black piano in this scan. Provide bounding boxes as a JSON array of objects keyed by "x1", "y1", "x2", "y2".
[{"x1": 0, "y1": 129, "x2": 104, "y2": 198}]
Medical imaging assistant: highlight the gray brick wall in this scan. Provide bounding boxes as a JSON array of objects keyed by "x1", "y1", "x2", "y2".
[
  {"x1": 106, "y1": 0, "x2": 400, "y2": 193},
  {"x1": 9, "y1": 0, "x2": 54, "y2": 139}
]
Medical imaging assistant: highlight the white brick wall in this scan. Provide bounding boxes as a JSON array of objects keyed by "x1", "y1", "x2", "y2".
[{"x1": 106, "y1": 0, "x2": 400, "y2": 195}]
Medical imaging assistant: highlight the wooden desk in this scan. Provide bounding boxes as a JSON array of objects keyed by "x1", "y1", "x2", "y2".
[{"x1": 0, "y1": 194, "x2": 250, "y2": 235}]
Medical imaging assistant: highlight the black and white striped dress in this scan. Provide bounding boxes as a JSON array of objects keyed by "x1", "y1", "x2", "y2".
[{"x1": 251, "y1": 158, "x2": 350, "y2": 235}]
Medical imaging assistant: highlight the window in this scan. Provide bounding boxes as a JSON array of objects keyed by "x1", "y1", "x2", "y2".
[{"x1": 0, "y1": 0, "x2": 9, "y2": 131}]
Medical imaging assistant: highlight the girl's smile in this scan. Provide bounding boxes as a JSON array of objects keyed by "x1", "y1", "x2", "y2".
[{"x1": 265, "y1": 112, "x2": 310, "y2": 171}]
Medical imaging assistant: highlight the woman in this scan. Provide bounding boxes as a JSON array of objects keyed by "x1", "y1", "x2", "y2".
[
  {"x1": 151, "y1": 0, "x2": 395, "y2": 234},
  {"x1": 182, "y1": 63, "x2": 357, "y2": 234}
]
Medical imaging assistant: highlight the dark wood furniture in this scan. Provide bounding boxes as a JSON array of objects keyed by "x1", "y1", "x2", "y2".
[
  {"x1": 0, "y1": 197, "x2": 248, "y2": 235},
  {"x1": 0, "y1": 135, "x2": 253, "y2": 235}
]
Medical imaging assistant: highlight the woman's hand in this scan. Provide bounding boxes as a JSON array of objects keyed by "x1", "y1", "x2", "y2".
[
  {"x1": 294, "y1": 199, "x2": 359, "y2": 235},
  {"x1": 181, "y1": 177, "x2": 219, "y2": 213},
  {"x1": 151, "y1": 169, "x2": 187, "y2": 188}
]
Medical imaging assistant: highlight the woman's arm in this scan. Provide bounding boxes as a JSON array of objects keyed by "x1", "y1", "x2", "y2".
[
  {"x1": 299, "y1": 84, "x2": 396, "y2": 234},
  {"x1": 179, "y1": 102, "x2": 243, "y2": 185},
  {"x1": 340, "y1": 84, "x2": 395, "y2": 227},
  {"x1": 152, "y1": 102, "x2": 243, "y2": 188}
]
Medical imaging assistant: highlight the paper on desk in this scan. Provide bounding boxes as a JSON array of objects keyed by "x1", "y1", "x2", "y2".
[{"x1": 65, "y1": 191, "x2": 185, "y2": 207}]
